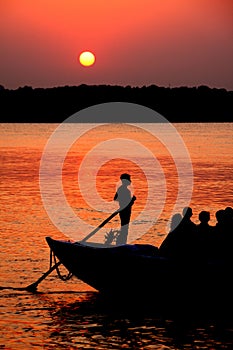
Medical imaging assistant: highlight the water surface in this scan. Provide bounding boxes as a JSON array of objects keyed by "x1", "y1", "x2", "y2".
[{"x1": 0, "y1": 123, "x2": 232, "y2": 349}]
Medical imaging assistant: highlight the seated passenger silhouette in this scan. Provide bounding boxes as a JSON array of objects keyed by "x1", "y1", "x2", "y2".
[
  {"x1": 180, "y1": 207, "x2": 196, "y2": 231},
  {"x1": 160, "y1": 207, "x2": 197, "y2": 261},
  {"x1": 196, "y1": 210, "x2": 215, "y2": 260},
  {"x1": 214, "y1": 208, "x2": 233, "y2": 262},
  {"x1": 179, "y1": 207, "x2": 197, "y2": 257},
  {"x1": 224, "y1": 206, "x2": 233, "y2": 231},
  {"x1": 197, "y1": 211, "x2": 212, "y2": 233},
  {"x1": 159, "y1": 213, "x2": 183, "y2": 259},
  {"x1": 223, "y1": 207, "x2": 233, "y2": 262},
  {"x1": 170, "y1": 213, "x2": 183, "y2": 231}
]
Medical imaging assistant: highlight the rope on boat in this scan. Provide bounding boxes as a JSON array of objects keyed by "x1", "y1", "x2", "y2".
[{"x1": 49, "y1": 248, "x2": 73, "y2": 282}]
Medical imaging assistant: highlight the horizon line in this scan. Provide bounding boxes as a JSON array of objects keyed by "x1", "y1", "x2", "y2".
[{"x1": 0, "y1": 83, "x2": 232, "y2": 92}]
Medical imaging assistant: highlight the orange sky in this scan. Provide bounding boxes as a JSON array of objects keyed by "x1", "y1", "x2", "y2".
[{"x1": 1, "y1": 0, "x2": 232, "y2": 89}]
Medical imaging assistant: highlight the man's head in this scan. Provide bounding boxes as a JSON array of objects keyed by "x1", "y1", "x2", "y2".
[
  {"x1": 182, "y1": 206, "x2": 193, "y2": 218},
  {"x1": 120, "y1": 173, "x2": 131, "y2": 182},
  {"x1": 199, "y1": 210, "x2": 210, "y2": 223}
]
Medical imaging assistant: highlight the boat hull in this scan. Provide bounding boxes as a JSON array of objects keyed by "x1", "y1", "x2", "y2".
[
  {"x1": 46, "y1": 237, "x2": 232, "y2": 312},
  {"x1": 46, "y1": 237, "x2": 167, "y2": 294}
]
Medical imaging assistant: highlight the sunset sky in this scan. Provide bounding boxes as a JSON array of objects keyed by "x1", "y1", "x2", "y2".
[{"x1": 1, "y1": 0, "x2": 233, "y2": 90}]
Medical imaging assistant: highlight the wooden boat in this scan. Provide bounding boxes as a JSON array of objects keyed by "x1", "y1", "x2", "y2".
[{"x1": 45, "y1": 236, "x2": 232, "y2": 313}]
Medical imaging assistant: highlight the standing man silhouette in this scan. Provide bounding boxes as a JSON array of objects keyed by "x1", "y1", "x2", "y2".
[{"x1": 114, "y1": 173, "x2": 136, "y2": 245}]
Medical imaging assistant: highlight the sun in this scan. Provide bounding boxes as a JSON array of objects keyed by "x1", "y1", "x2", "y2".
[{"x1": 79, "y1": 51, "x2": 95, "y2": 67}]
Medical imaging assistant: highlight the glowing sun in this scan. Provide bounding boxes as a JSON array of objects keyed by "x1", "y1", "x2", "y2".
[{"x1": 79, "y1": 51, "x2": 95, "y2": 67}]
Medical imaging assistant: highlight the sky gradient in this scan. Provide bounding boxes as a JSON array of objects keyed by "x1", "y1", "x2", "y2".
[{"x1": 1, "y1": 0, "x2": 233, "y2": 89}]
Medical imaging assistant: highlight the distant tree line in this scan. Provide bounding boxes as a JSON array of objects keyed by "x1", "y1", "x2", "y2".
[{"x1": 0, "y1": 84, "x2": 232, "y2": 122}]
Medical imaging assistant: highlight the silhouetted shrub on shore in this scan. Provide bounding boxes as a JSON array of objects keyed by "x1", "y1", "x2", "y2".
[{"x1": 0, "y1": 84, "x2": 232, "y2": 122}]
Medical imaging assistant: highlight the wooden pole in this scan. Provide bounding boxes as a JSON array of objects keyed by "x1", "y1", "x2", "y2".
[{"x1": 25, "y1": 261, "x2": 62, "y2": 292}]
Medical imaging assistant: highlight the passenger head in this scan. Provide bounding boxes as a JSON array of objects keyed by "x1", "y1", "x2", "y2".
[
  {"x1": 225, "y1": 206, "x2": 233, "y2": 217},
  {"x1": 198, "y1": 210, "x2": 210, "y2": 224},
  {"x1": 224, "y1": 206, "x2": 233, "y2": 223},
  {"x1": 215, "y1": 209, "x2": 225, "y2": 224},
  {"x1": 182, "y1": 207, "x2": 193, "y2": 219},
  {"x1": 170, "y1": 213, "x2": 182, "y2": 231}
]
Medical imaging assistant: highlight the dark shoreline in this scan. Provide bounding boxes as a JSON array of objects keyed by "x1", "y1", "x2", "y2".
[{"x1": 0, "y1": 84, "x2": 232, "y2": 123}]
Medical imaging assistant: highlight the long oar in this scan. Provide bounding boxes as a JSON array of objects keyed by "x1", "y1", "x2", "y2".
[
  {"x1": 0, "y1": 263, "x2": 61, "y2": 292},
  {"x1": 25, "y1": 262, "x2": 62, "y2": 292},
  {"x1": 80, "y1": 209, "x2": 119, "y2": 243}
]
